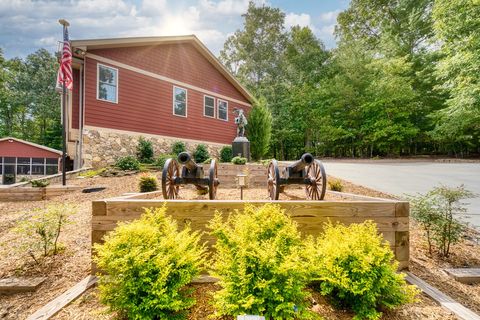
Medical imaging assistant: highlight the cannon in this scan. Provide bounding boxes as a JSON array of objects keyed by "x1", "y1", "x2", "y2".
[
  {"x1": 267, "y1": 153, "x2": 326, "y2": 200},
  {"x1": 162, "y1": 152, "x2": 219, "y2": 200}
]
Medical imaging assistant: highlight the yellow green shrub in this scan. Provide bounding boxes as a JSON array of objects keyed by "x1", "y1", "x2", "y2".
[
  {"x1": 208, "y1": 204, "x2": 316, "y2": 319},
  {"x1": 308, "y1": 221, "x2": 418, "y2": 320},
  {"x1": 94, "y1": 206, "x2": 206, "y2": 320}
]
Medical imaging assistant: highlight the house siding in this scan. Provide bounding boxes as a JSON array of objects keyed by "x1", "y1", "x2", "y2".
[
  {"x1": 71, "y1": 68, "x2": 80, "y2": 130},
  {"x1": 0, "y1": 140, "x2": 61, "y2": 158}
]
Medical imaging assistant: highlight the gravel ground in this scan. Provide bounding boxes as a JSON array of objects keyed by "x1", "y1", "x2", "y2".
[{"x1": 0, "y1": 171, "x2": 477, "y2": 319}]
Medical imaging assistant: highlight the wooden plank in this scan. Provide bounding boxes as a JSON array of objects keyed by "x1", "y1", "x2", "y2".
[
  {"x1": 395, "y1": 202, "x2": 409, "y2": 217},
  {"x1": 27, "y1": 276, "x2": 98, "y2": 320},
  {"x1": 92, "y1": 200, "x2": 107, "y2": 216},
  {"x1": 405, "y1": 272, "x2": 480, "y2": 320},
  {"x1": 444, "y1": 268, "x2": 480, "y2": 284},
  {"x1": 0, "y1": 277, "x2": 46, "y2": 294}
]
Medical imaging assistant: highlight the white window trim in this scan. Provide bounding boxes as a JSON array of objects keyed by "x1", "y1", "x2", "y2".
[
  {"x1": 203, "y1": 95, "x2": 216, "y2": 118},
  {"x1": 173, "y1": 86, "x2": 188, "y2": 118},
  {"x1": 96, "y1": 63, "x2": 119, "y2": 104},
  {"x1": 217, "y1": 99, "x2": 228, "y2": 121}
]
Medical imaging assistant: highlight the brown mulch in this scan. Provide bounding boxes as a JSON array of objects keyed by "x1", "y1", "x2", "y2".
[{"x1": 0, "y1": 170, "x2": 477, "y2": 319}]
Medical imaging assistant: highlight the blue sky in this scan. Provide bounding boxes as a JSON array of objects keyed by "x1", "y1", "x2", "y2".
[{"x1": 0, "y1": 0, "x2": 350, "y2": 59}]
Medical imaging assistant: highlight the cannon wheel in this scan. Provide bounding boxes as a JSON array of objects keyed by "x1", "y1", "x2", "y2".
[
  {"x1": 267, "y1": 160, "x2": 281, "y2": 200},
  {"x1": 162, "y1": 158, "x2": 180, "y2": 199},
  {"x1": 305, "y1": 160, "x2": 327, "y2": 200},
  {"x1": 208, "y1": 159, "x2": 219, "y2": 200}
]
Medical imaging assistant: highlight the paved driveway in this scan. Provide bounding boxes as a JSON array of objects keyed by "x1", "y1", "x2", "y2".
[{"x1": 323, "y1": 161, "x2": 480, "y2": 228}]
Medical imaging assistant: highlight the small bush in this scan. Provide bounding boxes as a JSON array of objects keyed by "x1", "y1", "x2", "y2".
[
  {"x1": 309, "y1": 221, "x2": 418, "y2": 320},
  {"x1": 410, "y1": 185, "x2": 475, "y2": 257},
  {"x1": 79, "y1": 168, "x2": 106, "y2": 178},
  {"x1": 259, "y1": 158, "x2": 272, "y2": 166},
  {"x1": 208, "y1": 204, "x2": 313, "y2": 319},
  {"x1": 136, "y1": 137, "x2": 154, "y2": 163},
  {"x1": 15, "y1": 204, "x2": 76, "y2": 263},
  {"x1": 115, "y1": 156, "x2": 140, "y2": 171},
  {"x1": 193, "y1": 144, "x2": 210, "y2": 163},
  {"x1": 219, "y1": 146, "x2": 233, "y2": 163},
  {"x1": 94, "y1": 207, "x2": 206, "y2": 320},
  {"x1": 155, "y1": 154, "x2": 175, "y2": 168},
  {"x1": 231, "y1": 156, "x2": 247, "y2": 165},
  {"x1": 31, "y1": 179, "x2": 50, "y2": 187},
  {"x1": 203, "y1": 157, "x2": 213, "y2": 164},
  {"x1": 328, "y1": 179, "x2": 343, "y2": 192},
  {"x1": 171, "y1": 141, "x2": 187, "y2": 155},
  {"x1": 139, "y1": 174, "x2": 158, "y2": 193}
]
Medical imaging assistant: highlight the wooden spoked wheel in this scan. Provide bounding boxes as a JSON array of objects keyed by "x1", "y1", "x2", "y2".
[
  {"x1": 208, "y1": 159, "x2": 219, "y2": 200},
  {"x1": 305, "y1": 160, "x2": 327, "y2": 200},
  {"x1": 267, "y1": 160, "x2": 280, "y2": 200},
  {"x1": 162, "y1": 158, "x2": 180, "y2": 199}
]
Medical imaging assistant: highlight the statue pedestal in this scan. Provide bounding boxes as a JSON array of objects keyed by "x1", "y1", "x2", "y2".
[{"x1": 232, "y1": 137, "x2": 251, "y2": 162}]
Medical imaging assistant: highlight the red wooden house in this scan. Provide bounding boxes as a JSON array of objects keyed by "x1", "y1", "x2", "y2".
[{"x1": 67, "y1": 35, "x2": 254, "y2": 168}]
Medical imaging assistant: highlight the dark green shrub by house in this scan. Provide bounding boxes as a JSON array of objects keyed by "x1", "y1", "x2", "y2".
[
  {"x1": 193, "y1": 144, "x2": 209, "y2": 163},
  {"x1": 136, "y1": 136, "x2": 154, "y2": 163},
  {"x1": 309, "y1": 221, "x2": 418, "y2": 320},
  {"x1": 171, "y1": 141, "x2": 186, "y2": 155},
  {"x1": 208, "y1": 204, "x2": 313, "y2": 319},
  {"x1": 231, "y1": 156, "x2": 247, "y2": 165},
  {"x1": 115, "y1": 156, "x2": 140, "y2": 171},
  {"x1": 94, "y1": 207, "x2": 206, "y2": 320},
  {"x1": 138, "y1": 174, "x2": 158, "y2": 193},
  {"x1": 219, "y1": 146, "x2": 233, "y2": 163}
]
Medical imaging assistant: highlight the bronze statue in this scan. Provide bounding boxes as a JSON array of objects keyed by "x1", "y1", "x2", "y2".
[{"x1": 233, "y1": 108, "x2": 248, "y2": 137}]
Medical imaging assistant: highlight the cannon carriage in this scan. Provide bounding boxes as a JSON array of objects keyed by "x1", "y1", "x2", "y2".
[
  {"x1": 162, "y1": 152, "x2": 219, "y2": 200},
  {"x1": 267, "y1": 153, "x2": 327, "y2": 200}
]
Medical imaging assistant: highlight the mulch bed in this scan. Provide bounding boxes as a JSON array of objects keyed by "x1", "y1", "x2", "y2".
[{"x1": 0, "y1": 171, "x2": 477, "y2": 319}]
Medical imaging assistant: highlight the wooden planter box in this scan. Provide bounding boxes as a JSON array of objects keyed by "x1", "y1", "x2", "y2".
[{"x1": 0, "y1": 185, "x2": 80, "y2": 201}]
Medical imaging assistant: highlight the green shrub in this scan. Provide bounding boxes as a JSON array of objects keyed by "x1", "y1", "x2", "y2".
[
  {"x1": 171, "y1": 141, "x2": 186, "y2": 155},
  {"x1": 231, "y1": 156, "x2": 247, "y2": 165},
  {"x1": 309, "y1": 221, "x2": 418, "y2": 320},
  {"x1": 155, "y1": 154, "x2": 175, "y2": 168},
  {"x1": 328, "y1": 179, "x2": 343, "y2": 192},
  {"x1": 410, "y1": 185, "x2": 475, "y2": 257},
  {"x1": 247, "y1": 98, "x2": 272, "y2": 160},
  {"x1": 79, "y1": 168, "x2": 106, "y2": 178},
  {"x1": 219, "y1": 146, "x2": 233, "y2": 163},
  {"x1": 193, "y1": 144, "x2": 209, "y2": 163},
  {"x1": 115, "y1": 156, "x2": 140, "y2": 171},
  {"x1": 139, "y1": 174, "x2": 159, "y2": 193},
  {"x1": 136, "y1": 137, "x2": 154, "y2": 163},
  {"x1": 202, "y1": 157, "x2": 213, "y2": 164},
  {"x1": 208, "y1": 204, "x2": 313, "y2": 319},
  {"x1": 15, "y1": 204, "x2": 76, "y2": 263},
  {"x1": 94, "y1": 207, "x2": 206, "y2": 320},
  {"x1": 31, "y1": 179, "x2": 50, "y2": 187}
]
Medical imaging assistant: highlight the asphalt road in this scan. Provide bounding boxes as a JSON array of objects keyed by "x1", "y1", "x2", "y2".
[{"x1": 323, "y1": 161, "x2": 480, "y2": 228}]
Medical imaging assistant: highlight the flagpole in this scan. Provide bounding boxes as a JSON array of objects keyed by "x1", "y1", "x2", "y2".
[{"x1": 59, "y1": 19, "x2": 70, "y2": 186}]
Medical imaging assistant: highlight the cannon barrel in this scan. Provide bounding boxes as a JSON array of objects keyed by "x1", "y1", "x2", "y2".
[
  {"x1": 288, "y1": 153, "x2": 314, "y2": 173},
  {"x1": 178, "y1": 152, "x2": 199, "y2": 172}
]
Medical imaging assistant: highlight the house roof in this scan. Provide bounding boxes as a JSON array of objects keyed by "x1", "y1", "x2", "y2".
[
  {"x1": 0, "y1": 137, "x2": 62, "y2": 155},
  {"x1": 71, "y1": 35, "x2": 255, "y2": 104}
]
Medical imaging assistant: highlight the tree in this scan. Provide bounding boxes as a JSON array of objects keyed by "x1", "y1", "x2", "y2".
[{"x1": 247, "y1": 98, "x2": 272, "y2": 160}]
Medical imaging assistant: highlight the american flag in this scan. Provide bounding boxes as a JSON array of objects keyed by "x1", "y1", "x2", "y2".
[{"x1": 57, "y1": 25, "x2": 73, "y2": 90}]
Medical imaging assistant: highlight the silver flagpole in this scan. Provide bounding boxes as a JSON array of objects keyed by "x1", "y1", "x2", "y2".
[{"x1": 59, "y1": 19, "x2": 69, "y2": 186}]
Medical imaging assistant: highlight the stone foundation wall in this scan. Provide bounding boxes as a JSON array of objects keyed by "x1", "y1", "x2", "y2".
[{"x1": 82, "y1": 128, "x2": 226, "y2": 168}]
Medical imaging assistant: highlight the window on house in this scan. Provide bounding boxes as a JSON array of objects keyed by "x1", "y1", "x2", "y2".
[
  {"x1": 32, "y1": 158, "x2": 45, "y2": 175},
  {"x1": 204, "y1": 96, "x2": 215, "y2": 118},
  {"x1": 17, "y1": 157, "x2": 30, "y2": 175},
  {"x1": 217, "y1": 99, "x2": 228, "y2": 121},
  {"x1": 173, "y1": 86, "x2": 187, "y2": 117},
  {"x1": 97, "y1": 64, "x2": 118, "y2": 103},
  {"x1": 46, "y1": 158, "x2": 59, "y2": 175}
]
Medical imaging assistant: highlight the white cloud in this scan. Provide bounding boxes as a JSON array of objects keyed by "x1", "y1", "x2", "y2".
[
  {"x1": 285, "y1": 12, "x2": 312, "y2": 29},
  {"x1": 319, "y1": 10, "x2": 341, "y2": 24}
]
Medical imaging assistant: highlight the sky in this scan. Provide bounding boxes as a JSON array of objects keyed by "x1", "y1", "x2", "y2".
[{"x1": 0, "y1": 0, "x2": 350, "y2": 59}]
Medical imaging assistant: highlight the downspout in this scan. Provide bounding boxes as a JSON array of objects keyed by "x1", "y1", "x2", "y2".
[{"x1": 78, "y1": 58, "x2": 85, "y2": 168}]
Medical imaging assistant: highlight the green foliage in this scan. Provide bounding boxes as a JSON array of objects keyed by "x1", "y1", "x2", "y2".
[
  {"x1": 155, "y1": 154, "x2": 175, "y2": 168},
  {"x1": 94, "y1": 207, "x2": 206, "y2": 320},
  {"x1": 202, "y1": 157, "x2": 213, "y2": 164},
  {"x1": 219, "y1": 146, "x2": 233, "y2": 163},
  {"x1": 193, "y1": 144, "x2": 209, "y2": 163},
  {"x1": 309, "y1": 221, "x2": 419, "y2": 320},
  {"x1": 231, "y1": 156, "x2": 247, "y2": 165},
  {"x1": 78, "y1": 168, "x2": 106, "y2": 178},
  {"x1": 136, "y1": 137, "x2": 154, "y2": 163},
  {"x1": 208, "y1": 204, "x2": 314, "y2": 319},
  {"x1": 328, "y1": 179, "x2": 343, "y2": 192},
  {"x1": 410, "y1": 185, "x2": 476, "y2": 257},
  {"x1": 247, "y1": 99, "x2": 272, "y2": 160},
  {"x1": 15, "y1": 204, "x2": 75, "y2": 263},
  {"x1": 115, "y1": 156, "x2": 140, "y2": 171},
  {"x1": 31, "y1": 179, "x2": 49, "y2": 187},
  {"x1": 138, "y1": 174, "x2": 158, "y2": 193},
  {"x1": 171, "y1": 141, "x2": 186, "y2": 155}
]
